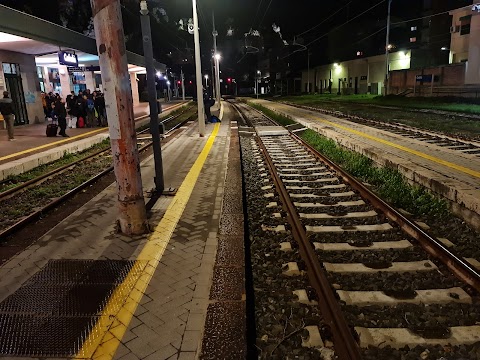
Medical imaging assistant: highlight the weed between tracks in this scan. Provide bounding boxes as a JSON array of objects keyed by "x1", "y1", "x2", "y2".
[
  {"x1": 251, "y1": 105, "x2": 449, "y2": 219},
  {"x1": 0, "y1": 139, "x2": 111, "y2": 193},
  {"x1": 279, "y1": 95, "x2": 480, "y2": 141}
]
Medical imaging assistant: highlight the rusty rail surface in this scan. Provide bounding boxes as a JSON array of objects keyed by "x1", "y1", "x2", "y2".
[
  {"x1": 254, "y1": 135, "x2": 363, "y2": 360},
  {"x1": 0, "y1": 113, "x2": 195, "y2": 241},
  {"x1": 243, "y1": 100, "x2": 480, "y2": 293}
]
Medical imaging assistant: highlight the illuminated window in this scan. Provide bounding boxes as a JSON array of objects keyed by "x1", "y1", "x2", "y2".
[
  {"x1": 410, "y1": 37, "x2": 417, "y2": 43},
  {"x1": 411, "y1": 26, "x2": 417, "y2": 31}
]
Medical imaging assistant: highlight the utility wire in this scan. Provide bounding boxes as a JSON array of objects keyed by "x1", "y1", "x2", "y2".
[
  {"x1": 250, "y1": 0, "x2": 265, "y2": 30},
  {"x1": 391, "y1": 4, "x2": 472, "y2": 25},
  {"x1": 306, "y1": 0, "x2": 386, "y2": 47},
  {"x1": 296, "y1": 1, "x2": 352, "y2": 37},
  {"x1": 258, "y1": 0, "x2": 273, "y2": 29},
  {"x1": 197, "y1": 1, "x2": 210, "y2": 33}
]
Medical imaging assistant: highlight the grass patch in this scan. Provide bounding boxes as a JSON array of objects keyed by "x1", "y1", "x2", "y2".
[
  {"x1": 0, "y1": 138, "x2": 112, "y2": 193},
  {"x1": 250, "y1": 103, "x2": 449, "y2": 218},
  {"x1": 277, "y1": 95, "x2": 480, "y2": 140},
  {"x1": 300, "y1": 129, "x2": 449, "y2": 218},
  {"x1": 247, "y1": 101, "x2": 296, "y2": 126},
  {"x1": 282, "y1": 94, "x2": 480, "y2": 114}
]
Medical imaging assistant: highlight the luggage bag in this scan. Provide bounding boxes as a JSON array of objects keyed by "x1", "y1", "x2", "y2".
[{"x1": 46, "y1": 118, "x2": 58, "y2": 137}]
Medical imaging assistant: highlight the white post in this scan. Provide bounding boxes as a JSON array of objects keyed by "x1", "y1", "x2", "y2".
[
  {"x1": 181, "y1": 68, "x2": 186, "y2": 101},
  {"x1": 192, "y1": 0, "x2": 205, "y2": 136},
  {"x1": 384, "y1": 0, "x2": 392, "y2": 96},
  {"x1": 213, "y1": 12, "x2": 221, "y2": 105}
]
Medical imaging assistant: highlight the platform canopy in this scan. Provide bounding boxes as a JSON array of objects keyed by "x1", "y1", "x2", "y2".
[{"x1": 0, "y1": 5, "x2": 166, "y2": 72}]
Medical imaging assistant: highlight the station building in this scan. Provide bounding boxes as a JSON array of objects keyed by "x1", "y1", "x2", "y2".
[
  {"x1": 302, "y1": 1, "x2": 480, "y2": 97},
  {"x1": 0, "y1": 5, "x2": 165, "y2": 127}
]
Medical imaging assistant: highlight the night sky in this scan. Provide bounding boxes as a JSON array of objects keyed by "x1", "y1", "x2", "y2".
[{"x1": 0, "y1": 0, "x2": 474, "y2": 78}]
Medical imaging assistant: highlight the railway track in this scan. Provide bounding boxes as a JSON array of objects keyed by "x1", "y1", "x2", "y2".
[
  {"x1": 0, "y1": 109, "x2": 196, "y2": 240},
  {"x1": 233, "y1": 100, "x2": 480, "y2": 359},
  {"x1": 281, "y1": 101, "x2": 480, "y2": 156}
]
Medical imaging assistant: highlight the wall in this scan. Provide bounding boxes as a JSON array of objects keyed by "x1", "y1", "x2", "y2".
[
  {"x1": 389, "y1": 63, "x2": 466, "y2": 94},
  {"x1": 449, "y1": 6, "x2": 472, "y2": 63},
  {"x1": 303, "y1": 51, "x2": 411, "y2": 95},
  {"x1": 0, "y1": 50, "x2": 43, "y2": 123},
  {"x1": 466, "y1": 10, "x2": 480, "y2": 84}
]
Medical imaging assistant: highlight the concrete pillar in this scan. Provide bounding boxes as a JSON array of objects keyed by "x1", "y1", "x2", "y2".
[
  {"x1": 85, "y1": 71, "x2": 95, "y2": 91},
  {"x1": 130, "y1": 72, "x2": 140, "y2": 105},
  {"x1": 58, "y1": 65, "x2": 72, "y2": 100}
]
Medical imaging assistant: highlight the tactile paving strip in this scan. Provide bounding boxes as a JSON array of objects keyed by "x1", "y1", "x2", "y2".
[{"x1": 0, "y1": 259, "x2": 136, "y2": 357}]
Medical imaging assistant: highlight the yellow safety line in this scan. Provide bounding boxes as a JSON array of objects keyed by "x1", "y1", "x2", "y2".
[
  {"x1": 0, "y1": 102, "x2": 188, "y2": 163},
  {"x1": 76, "y1": 123, "x2": 221, "y2": 360},
  {"x1": 0, "y1": 128, "x2": 106, "y2": 162},
  {"x1": 291, "y1": 108, "x2": 480, "y2": 179}
]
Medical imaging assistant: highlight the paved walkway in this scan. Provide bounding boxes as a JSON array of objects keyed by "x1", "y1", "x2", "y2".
[
  {"x1": 0, "y1": 102, "x2": 244, "y2": 360},
  {"x1": 0, "y1": 100, "x2": 187, "y2": 163}
]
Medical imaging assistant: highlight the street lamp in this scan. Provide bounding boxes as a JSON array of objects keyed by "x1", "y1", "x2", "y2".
[
  {"x1": 192, "y1": 0, "x2": 205, "y2": 136},
  {"x1": 385, "y1": 0, "x2": 393, "y2": 96},
  {"x1": 214, "y1": 53, "x2": 221, "y2": 105},
  {"x1": 256, "y1": 70, "x2": 261, "y2": 99},
  {"x1": 140, "y1": 0, "x2": 164, "y2": 193}
]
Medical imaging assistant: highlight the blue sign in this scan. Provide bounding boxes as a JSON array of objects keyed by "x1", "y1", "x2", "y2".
[
  {"x1": 416, "y1": 74, "x2": 433, "y2": 82},
  {"x1": 58, "y1": 51, "x2": 78, "y2": 67}
]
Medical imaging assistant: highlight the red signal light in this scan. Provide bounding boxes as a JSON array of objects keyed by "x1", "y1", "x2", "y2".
[
  {"x1": 189, "y1": 81, "x2": 192, "y2": 84},
  {"x1": 177, "y1": 81, "x2": 181, "y2": 85},
  {"x1": 227, "y1": 78, "x2": 231, "y2": 83}
]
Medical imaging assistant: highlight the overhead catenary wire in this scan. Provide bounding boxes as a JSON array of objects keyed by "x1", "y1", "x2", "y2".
[
  {"x1": 296, "y1": 1, "x2": 352, "y2": 37},
  {"x1": 258, "y1": 0, "x2": 274, "y2": 29},
  {"x1": 305, "y1": 0, "x2": 386, "y2": 47},
  {"x1": 250, "y1": 0, "x2": 265, "y2": 30}
]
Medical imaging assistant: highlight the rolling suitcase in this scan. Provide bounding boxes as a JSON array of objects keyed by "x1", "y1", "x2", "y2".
[{"x1": 46, "y1": 118, "x2": 58, "y2": 137}]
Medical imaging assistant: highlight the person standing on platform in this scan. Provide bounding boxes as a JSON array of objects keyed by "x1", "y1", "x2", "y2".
[
  {"x1": 0, "y1": 91, "x2": 16, "y2": 141},
  {"x1": 203, "y1": 89, "x2": 214, "y2": 123},
  {"x1": 54, "y1": 97, "x2": 68, "y2": 137}
]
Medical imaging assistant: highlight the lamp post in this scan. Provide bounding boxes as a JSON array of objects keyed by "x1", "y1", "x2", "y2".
[
  {"x1": 192, "y1": 0, "x2": 205, "y2": 136},
  {"x1": 214, "y1": 53, "x2": 221, "y2": 105},
  {"x1": 181, "y1": 68, "x2": 185, "y2": 101},
  {"x1": 140, "y1": 0, "x2": 164, "y2": 194},
  {"x1": 384, "y1": 0, "x2": 392, "y2": 96},
  {"x1": 256, "y1": 70, "x2": 261, "y2": 99}
]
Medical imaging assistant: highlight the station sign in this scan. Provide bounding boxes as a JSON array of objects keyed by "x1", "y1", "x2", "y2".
[
  {"x1": 67, "y1": 66, "x2": 100, "y2": 74},
  {"x1": 58, "y1": 51, "x2": 78, "y2": 67},
  {"x1": 416, "y1": 74, "x2": 436, "y2": 82}
]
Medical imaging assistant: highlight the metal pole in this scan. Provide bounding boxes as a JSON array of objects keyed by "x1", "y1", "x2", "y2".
[
  {"x1": 384, "y1": 0, "x2": 392, "y2": 96},
  {"x1": 192, "y1": 0, "x2": 205, "y2": 136},
  {"x1": 307, "y1": 50, "x2": 310, "y2": 93},
  {"x1": 213, "y1": 12, "x2": 221, "y2": 106},
  {"x1": 140, "y1": 0, "x2": 164, "y2": 194},
  {"x1": 181, "y1": 68, "x2": 186, "y2": 101},
  {"x1": 91, "y1": 0, "x2": 147, "y2": 235}
]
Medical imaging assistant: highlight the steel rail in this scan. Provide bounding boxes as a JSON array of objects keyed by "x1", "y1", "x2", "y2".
[
  {"x1": 243, "y1": 100, "x2": 480, "y2": 292},
  {"x1": 231, "y1": 101, "x2": 362, "y2": 359},
  {"x1": 0, "y1": 109, "x2": 193, "y2": 201},
  {"x1": 282, "y1": 101, "x2": 480, "y2": 148},
  {"x1": 254, "y1": 135, "x2": 363, "y2": 360},
  {"x1": 0, "y1": 113, "x2": 196, "y2": 241},
  {"x1": 289, "y1": 130, "x2": 480, "y2": 292}
]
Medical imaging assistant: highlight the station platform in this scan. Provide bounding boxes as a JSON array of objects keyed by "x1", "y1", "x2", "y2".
[
  {"x1": 249, "y1": 99, "x2": 480, "y2": 229},
  {"x1": 0, "y1": 101, "x2": 246, "y2": 359},
  {"x1": 0, "y1": 100, "x2": 188, "y2": 180}
]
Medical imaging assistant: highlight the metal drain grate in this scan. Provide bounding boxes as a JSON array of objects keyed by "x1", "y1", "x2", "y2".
[{"x1": 0, "y1": 259, "x2": 136, "y2": 357}]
